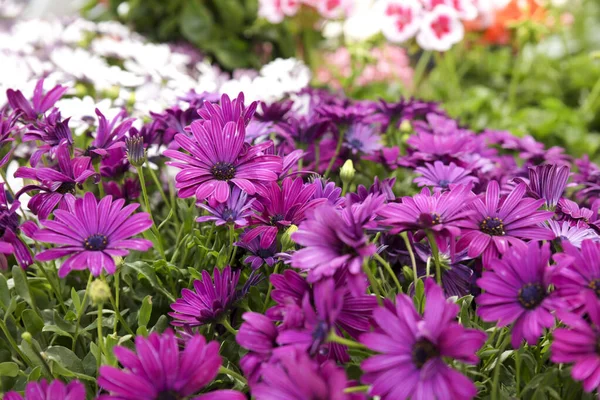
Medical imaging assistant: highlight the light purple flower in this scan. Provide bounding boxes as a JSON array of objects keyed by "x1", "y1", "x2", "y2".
[
  {"x1": 547, "y1": 220, "x2": 598, "y2": 248},
  {"x1": 7, "y1": 79, "x2": 67, "y2": 122},
  {"x1": 0, "y1": 183, "x2": 35, "y2": 269},
  {"x1": 196, "y1": 186, "x2": 255, "y2": 227},
  {"x1": 343, "y1": 124, "x2": 383, "y2": 155},
  {"x1": 3, "y1": 379, "x2": 85, "y2": 400},
  {"x1": 414, "y1": 161, "x2": 478, "y2": 191},
  {"x1": 236, "y1": 232, "x2": 278, "y2": 270}
]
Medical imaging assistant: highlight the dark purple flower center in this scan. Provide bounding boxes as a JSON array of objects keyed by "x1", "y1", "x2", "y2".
[
  {"x1": 156, "y1": 391, "x2": 179, "y2": 400},
  {"x1": 479, "y1": 216, "x2": 505, "y2": 236},
  {"x1": 417, "y1": 212, "x2": 441, "y2": 227},
  {"x1": 256, "y1": 248, "x2": 275, "y2": 259},
  {"x1": 56, "y1": 182, "x2": 76, "y2": 195},
  {"x1": 221, "y1": 207, "x2": 235, "y2": 221},
  {"x1": 0, "y1": 209, "x2": 19, "y2": 237},
  {"x1": 588, "y1": 279, "x2": 600, "y2": 298},
  {"x1": 348, "y1": 138, "x2": 363, "y2": 150},
  {"x1": 412, "y1": 338, "x2": 439, "y2": 368},
  {"x1": 438, "y1": 179, "x2": 450, "y2": 188},
  {"x1": 84, "y1": 234, "x2": 108, "y2": 251},
  {"x1": 310, "y1": 320, "x2": 329, "y2": 356},
  {"x1": 518, "y1": 283, "x2": 545, "y2": 309},
  {"x1": 211, "y1": 162, "x2": 236, "y2": 181},
  {"x1": 270, "y1": 214, "x2": 285, "y2": 225}
]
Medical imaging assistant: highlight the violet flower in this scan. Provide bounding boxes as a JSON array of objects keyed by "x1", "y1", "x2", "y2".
[
  {"x1": 3, "y1": 379, "x2": 85, "y2": 400},
  {"x1": 0, "y1": 183, "x2": 35, "y2": 269},
  {"x1": 196, "y1": 186, "x2": 255, "y2": 227},
  {"x1": 6, "y1": 79, "x2": 67, "y2": 122},
  {"x1": 414, "y1": 161, "x2": 478, "y2": 191}
]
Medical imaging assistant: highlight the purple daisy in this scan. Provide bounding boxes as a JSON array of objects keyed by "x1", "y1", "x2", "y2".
[
  {"x1": 456, "y1": 181, "x2": 554, "y2": 264},
  {"x1": 343, "y1": 123, "x2": 383, "y2": 156},
  {"x1": 236, "y1": 311, "x2": 279, "y2": 384},
  {"x1": 0, "y1": 111, "x2": 18, "y2": 169},
  {"x1": 551, "y1": 299, "x2": 600, "y2": 393},
  {"x1": 0, "y1": 183, "x2": 35, "y2": 269},
  {"x1": 311, "y1": 178, "x2": 343, "y2": 207},
  {"x1": 98, "y1": 329, "x2": 245, "y2": 400},
  {"x1": 15, "y1": 143, "x2": 96, "y2": 220},
  {"x1": 103, "y1": 178, "x2": 141, "y2": 203},
  {"x1": 347, "y1": 177, "x2": 396, "y2": 203},
  {"x1": 377, "y1": 184, "x2": 474, "y2": 238},
  {"x1": 251, "y1": 347, "x2": 362, "y2": 400},
  {"x1": 7, "y1": 79, "x2": 67, "y2": 122},
  {"x1": 244, "y1": 177, "x2": 321, "y2": 248},
  {"x1": 169, "y1": 266, "x2": 240, "y2": 327},
  {"x1": 196, "y1": 186, "x2": 255, "y2": 227},
  {"x1": 516, "y1": 164, "x2": 570, "y2": 208},
  {"x1": 33, "y1": 192, "x2": 153, "y2": 277},
  {"x1": 553, "y1": 240, "x2": 600, "y2": 312},
  {"x1": 197, "y1": 92, "x2": 257, "y2": 126},
  {"x1": 3, "y1": 379, "x2": 85, "y2": 400},
  {"x1": 547, "y1": 220, "x2": 598, "y2": 248},
  {"x1": 23, "y1": 109, "x2": 73, "y2": 167},
  {"x1": 235, "y1": 232, "x2": 278, "y2": 270},
  {"x1": 556, "y1": 198, "x2": 593, "y2": 224},
  {"x1": 414, "y1": 161, "x2": 479, "y2": 191},
  {"x1": 360, "y1": 279, "x2": 486, "y2": 400},
  {"x1": 164, "y1": 114, "x2": 282, "y2": 203},
  {"x1": 86, "y1": 109, "x2": 133, "y2": 159},
  {"x1": 476, "y1": 241, "x2": 561, "y2": 347}
]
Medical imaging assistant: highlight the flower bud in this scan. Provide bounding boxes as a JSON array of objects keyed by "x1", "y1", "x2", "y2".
[
  {"x1": 126, "y1": 135, "x2": 147, "y2": 167},
  {"x1": 400, "y1": 119, "x2": 412, "y2": 133},
  {"x1": 340, "y1": 159, "x2": 355, "y2": 186},
  {"x1": 281, "y1": 224, "x2": 298, "y2": 251},
  {"x1": 21, "y1": 331, "x2": 32, "y2": 344},
  {"x1": 90, "y1": 279, "x2": 111, "y2": 305}
]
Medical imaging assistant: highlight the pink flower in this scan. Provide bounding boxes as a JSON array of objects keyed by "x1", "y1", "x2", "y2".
[
  {"x1": 258, "y1": 0, "x2": 300, "y2": 24},
  {"x1": 417, "y1": 5, "x2": 465, "y2": 51},
  {"x1": 378, "y1": 0, "x2": 424, "y2": 43}
]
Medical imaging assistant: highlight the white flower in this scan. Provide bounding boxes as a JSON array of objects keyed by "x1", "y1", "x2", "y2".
[
  {"x1": 258, "y1": 0, "x2": 300, "y2": 23},
  {"x1": 316, "y1": 0, "x2": 353, "y2": 19},
  {"x1": 422, "y1": 0, "x2": 478, "y2": 21},
  {"x1": 378, "y1": 0, "x2": 424, "y2": 43},
  {"x1": 343, "y1": 0, "x2": 381, "y2": 41},
  {"x1": 416, "y1": 4, "x2": 464, "y2": 51},
  {"x1": 54, "y1": 96, "x2": 118, "y2": 135}
]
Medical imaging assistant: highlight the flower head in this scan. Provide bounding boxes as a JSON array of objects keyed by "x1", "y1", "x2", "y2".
[
  {"x1": 3, "y1": 379, "x2": 85, "y2": 400},
  {"x1": 7, "y1": 79, "x2": 68, "y2": 122},
  {"x1": 237, "y1": 311, "x2": 279, "y2": 385},
  {"x1": 360, "y1": 279, "x2": 486, "y2": 400},
  {"x1": 378, "y1": 0, "x2": 423, "y2": 43},
  {"x1": 417, "y1": 5, "x2": 465, "y2": 51},
  {"x1": 98, "y1": 329, "x2": 245, "y2": 400},
  {"x1": 87, "y1": 108, "x2": 133, "y2": 159},
  {"x1": 547, "y1": 220, "x2": 598, "y2": 249},
  {"x1": 414, "y1": 161, "x2": 478, "y2": 191},
  {"x1": 236, "y1": 232, "x2": 278, "y2": 270},
  {"x1": 33, "y1": 192, "x2": 153, "y2": 277},
  {"x1": 0, "y1": 183, "x2": 35, "y2": 269},
  {"x1": 343, "y1": 124, "x2": 383, "y2": 156},
  {"x1": 521, "y1": 164, "x2": 570, "y2": 208},
  {"x1": 169, "y1": 266, "x2": 240, "y2": 327},
  {"x1": 196, "y1": 186, "x2": 255, "y2": 227},
  {"x1": 477, "y1": 241, "x2": 561, "y2": 347}
]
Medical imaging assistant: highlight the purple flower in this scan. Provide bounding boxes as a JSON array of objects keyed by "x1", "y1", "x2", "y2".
[
  {"x1": 236, "y1": 232, "x2": 278, "y2": 270},
  {"x1": 553, "y1": 240, "x2": 600, "y2": 313},
  {"x1": 0, "y1": 183, "x2": 35, "y2": 269},
  {"x1": 556, "y1": 198, "x2": 593, "y2": 224},
  {"x1": 547, "y1": 220, "x2": 598, "y2": 248},
  {"x1": 23, "y1": 110, "x2": 73, "y2": 167},
  {"x1": 251, "y1": 348, "x2": 361, "y2": 400},
  {"x1": 6, "y1": 79, "x2": 67, "y2": 122},
  {"x1": 196, "y1": 186, "x2": 255, "y2": 227},
  {"x1": 98, "y1": 329, "x2": 245, "y2": 400},
  {"x1": 87, "y1": 109, "x2": 134, "y2": 159},
  {"x1": 516, "y1": 164, "x2": 570, "y2": 208},
  {"x1": 377, "y1": 184, "x2": 474, "y2": 238},
  {"x1": 197, "y1": 92, "x2": 257, "y2": 126},
  {"x1": 164, "y1": 103, "x2": 282, "y2": 203},
  {"x1": 343, "y1": 124, "x2": 383, "y2": 155},
  {"x1": 551, "y1": 299, "x2": 600, "y2": 393},
  {"x1": 0, "y1": 111, "x2": 18, "y2": 168},
  {"x1": 169, "y1": 266, "x2": 240, "y2": 326},
  {"x1": 311, "y1": 178, "x2": 343, "y2": 207},
  {"x1": 236, "y1": 312, "x2": 278, "y2": 384},
  {"x1": 33, "y1": 192, "x2": 153, "y2": 277},
  {"x1": 414, "y1": 161, "x2": 478, "y2": 191},
  {"x1": 3, "y1": 379, "x2": 85, "y2": 400},
  {"x1": 244, "y1": 177, "x2": 321, "y2": 248},
  {"x1": 255, "y1": 99, "x2": 294, "y2": 123},
  {"x1": 347, "y1": 177, "x2": 396, "y2": 203},
  {"x1": 456, "y1": 181, "x2": 554, "y2": 264},
  {"x1": 360, "y1": 279, "x2": 486, "y2": 400},
  {"x1": 15, "y1": 143, "x2": 96, "y2": 220},
  {"x1": 476, "y1": 241, "x2": 561, "y2": 347},
  {"x1": 103, "y1": 178, "x2": 141, "y2": 203},
  {"x1": 291, "y1": 195, "x2": 383, "y2": 295}
]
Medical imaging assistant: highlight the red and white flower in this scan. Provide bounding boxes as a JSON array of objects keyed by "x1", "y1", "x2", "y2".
[
  {"x1": 315, "y1": 0, "x2": 352, "y2": 19},
  {"x1": 417, "y1": 4, "x2": 464, "y2": 51},
  {"x1": 422, "y1": 0, "x2": 478, "y2": 21},
  {"x1": 258, "y1": 0, "x2": 301, "y2": 24},
  {"x1": 378, "y1": 0, "x2": 424, "y2": 43}
]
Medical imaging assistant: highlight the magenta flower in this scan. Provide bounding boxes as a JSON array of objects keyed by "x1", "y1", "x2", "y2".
[
  {"x1": 235, "y1": 232, "x2": 278, "y2": 270},
  {"x1": 169, "y1": 266, "x2": 240, "y2": 327},
  {"x1": 15, "y1": 143, "x2": 96, "y2": 220},
  {"x1": 3, "y1": 379, "x2": 85, "y2": 400},
  {"x1": 244, "y1": 177, "x2": 321, "y2": 247},
  {"x1": 377, "y1": 184, "x2": 474, "y2": 238},
  {"x1": 197, "y1": 92, "x2": 257, "y2": 126},
  {"x1": 33, "y1": 192, "x2": 153, "y2": 277},
  {"x1": 456, "y1": 181, "x2": 554, "y2": 264},
  {"x1": 0, "y1": 111, "x2": 18, "y2": 169},
  {"x1": 477, "y1": 241, "x2": 561, "y2": 347},
  {"x1": 0, "y1": 183, "x2": 35, "y2": 269},
  {"x1": 360, "y1": 279, "x2": 486, "y2": 400},
  {"x1": 414, "y1": 161, "x2": 478, "y2": 191},
  {"x1": 23, "y1": 110, "x2": 73, "y2": 167},
  {"x1": 236, "y1": 311, "x2": 279, "y2": 384},
  {"x1": 98, "y1": 329, "x2": 245, "y2": 400},
  {"x1": 164, "y1": 112, "x2": 282, "y2": 203},
  {"x1": 553, "y1": 240, "x2": 600, "y2": 313},
  {"x1": 551, "y1": 299, "x2": 600, "y2": 393},
  {"x1": 343, "y1": 123, "x2": 383, "y2": 155},
  {"x1": 525, "y1": 164, "x2": 570, "y2": 208},
  {"x1": 87, "y1": 109, "x2": 133, "y2": 159},
  {"x1": 6, "y1": 79, "x2": 67, "y2": 122},
  {"x1": 196, "y1": 186, "x2": 255, "y2": 227}
]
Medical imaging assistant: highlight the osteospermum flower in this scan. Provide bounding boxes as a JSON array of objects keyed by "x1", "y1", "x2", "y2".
[
  {"x1": 547, "y1": 220, "x2": 598, "y2": 249},
  {"x1": 0, "y1": 183, "x2": 35, "y2": 269},
  {"x1": 477, "y1": 241, "x2": 561, "y2": 347},
  {"x1": 235, "y1": 232, "x2": 278, "y2": 270},
  {"x1": 237, "y1": 312, "x2": 279, "y2": 384},
  {"x1": 414, "y1": 161, "x2": 478, "y2": 191},
  {"x1": 377, "y1": 183, "x2": 474, "y2": 238},
  {"x1": 417, "y1": 5, "x2": 465, "y2": 51},
  {"x1": 551, "y1": 299, "x2": 600, "y2": 393},
  {"x1": 7, "y1": 79, "x2": 68, "y2": 122},
  {"x1": 164, "y1": 109, "x2": 282, "y2": 203},
  {"x1": 98, "y1": 329, "x2": 245, "y2": 400},
  {"x1": 86, "y1": 109, "x2": 133, "y2": 159},
  {"x1": 33, "y1": 192, "x2": 153, "y2": 277},
  {"x1": 360, "y1": 279, "x2": 486, "y2": 400},
  {"x1": 521, "y1": 164, "x2": 570, "y2": 209},
  {"x1": 169, "y1": 266, "x2": 240, "y2": 327},
  {"x1": 343, "y1": 124, "x2": 383, "y2": 156},
  {"x1": 553, "y1": 240, "x2": 600, "y2": 312},
  {"x1": 3, "y1": 379, "x2": 85, "y2": 400},
  {"x1": 457, "y1": 181, "x2": 554, "y2": 264},
  {"x1": 196, "y1": 186, "x2": 255, "y2": 227}
]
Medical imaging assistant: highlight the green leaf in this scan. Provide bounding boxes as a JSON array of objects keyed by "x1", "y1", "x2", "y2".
[
  {"x1": 71, "y1": 287, "x2": 81, "y2": 314},
  {"x1": 12, "y1": 266, "x2": 31, "y2": 306},
  {"x1": 0, "y1": 361, "x2": 18, "y2": 377},
  {"x1": 42, "y1": 325, "x2": 73, "y2": 339},
  {"x1": 138, "y1": 295, "x2": 152, "y2": 328},
  {"x1": 45, "y1": 346, "x2": 84, "y2": 374},
  {"x1": 0, "y1": 274, "x2": 10, "y2": 309},
  {"x1": 213, "y1": 0, "x2": 245, "y2": 32},
  {"x1": 180, "y1": 0, "x2": 214, "y2": 44},
  {"x1": 22, "y1": 309, "x2": 44, "y2": 336}
]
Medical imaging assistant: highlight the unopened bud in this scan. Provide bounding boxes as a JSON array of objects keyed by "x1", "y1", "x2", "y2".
[
  {"x1": 400, "y1": 119, "x2": 412, "y2": 133},
  {"x1": 90, "y1": 279, "x2": 111, "y2": 305},
  {"x1": 281, "y1": 225, "x2": 299, "y2": 251},
  {"x1": 126, "y1": 135, "x2": 147, "y2": 167},
  {"x1": 340, "y1": 160, "x2": 355, "y2": 186},
  {"x1": 21, "y1": 332, "x2": 32, "y2": 343}
]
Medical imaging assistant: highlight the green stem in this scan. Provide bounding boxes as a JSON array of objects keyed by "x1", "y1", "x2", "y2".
[
  {"x1": 327, "y1": 331, "x2": 368, "y2": 350},
  {"x1": 491, "y1": 335, "x2": 511, "y2": 400},
  {"x1": 220, "y1": 318, "x2": 238, "y2": 336},
  {"x1": 515, "y1": 347, "x2": 521, "y2": 398},
  {"x1": 374, "y1": 253, "x2": 401, "y2": 293},
  {"x1": 138, "y1": 166, "x2": 166, "y2": 258},
  {"x1": 362, "y1": 259, "x2": 382, "y2": 305},
  {"x1": 401, "y1": 232, "x2": 418, "y2": 288},
  {"x1": 219, "y1": 365, "x2": 247, "y2": 385},
  {"x1": 102, "y1": 276, "x2": 134, "y2": 336},
  {"x1": 228, "y1": 223, "x2": 237, "y2": 266},
  {"x1": 72, "y1": 274, "x2": 93, "y2": 352},
  {"x1": 0, "y1": 319, "x2": 33, "y2": 368},
  {"x1": 344, "y1": 385, "x2": 370, "y2": 394},
  {"x1": 426, "y1": 231, "x2": 443, "y2": 287},
  {"x1": 96, "y1": 303, "x2": 104, "y2": 377},
  {"x1": 114, "y1": 270, "x2": 120, "y2": 334},
  {"x1": 262, "y1": 263, "x2": 279, "y2": 313},
  {"x1": 410, "y1": 51, "x2": 432, "y2": 96},
  {"x1": 147, "y1": 165, "x2": 179, "y2": 225},
  {"x1": 323, "y1": 128, "x2": 345, "y2": 179},
  {"x1": 37, "y1": 263, "x2": 67, "y2": 314}
]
